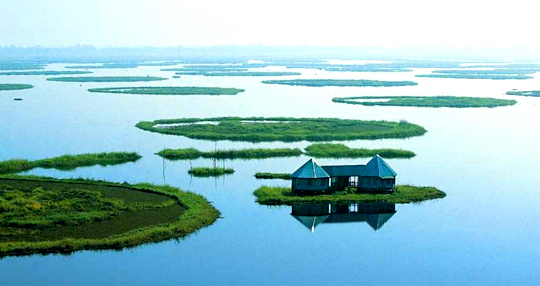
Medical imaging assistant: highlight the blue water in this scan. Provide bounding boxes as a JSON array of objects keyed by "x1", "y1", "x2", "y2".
[{"x1": 0, "y1": 63, "x2": 539, "y2": 285}]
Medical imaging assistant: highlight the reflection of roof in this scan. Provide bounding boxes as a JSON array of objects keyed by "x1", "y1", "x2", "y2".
[
  {"x1": 291, "y1": 159, "x2": 330, "y2": 179},
  {"x1": 321, "y1": 155, "x2": 397, "y2": 179},
  {"x1": 291, "y1": 203, "x2": 396, "y2": 232},
  {"x1": 365, "y1": 155, "x2": 397, "y2": 178}
]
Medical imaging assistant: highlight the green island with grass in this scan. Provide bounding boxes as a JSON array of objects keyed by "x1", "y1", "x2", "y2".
[
  {"x1": 188, "y1": 167, "x2": 234, "y2": 177},
  {"x1": 0, "y1": 152, "x2": 141, "y2": 174},
  {"x1": 415, "y1": 74, "x2": 532, "y2": 80},
  {"x1": 304, "y1": 143, "x2": 415, "y2": 158},
  {"x1": 261, "y1": 79, "x2": 418, "y2": 87},
  {"x1": 254, "y1": 172, "x2": 292, "y2": 180},
  {"x1": 136, "y1": 117, "x2": 427, "y2": 142},
  {"x1": 0, "y1": 71, "x2": 92, "y2": 76},
  {"x1": 254, "y1": 185, "x2": 446, "y2": 205},
  {"x1": 332, "y1": 96, "x2": 517, "y2": 108},
  {"x1": 65, "y1": 63, "x2": 139, "y2": 69},
  {"x1": 0, "y1": 63, "x2": 45, "y2": 71},
  {"x1": 0, "y1": 176, "x2": 219, "y2": 257},
  {"x1": 506, "y1": 90, "x2": 540, "y2": 97},
  {"x1": 431, "y1": 69, "x2": 540, "y2": 75},
  {"x1": 0, "y1": 84, "x2": 34, "y2": 91},
  {"x1": 157, "y1": 148, "x2": 303, "y2": 160},
  {"x1": 47, "y1": 76, "x2": 167, "y2": 82},
  {"x1": 88, "y1": 86, "x2": 245, "y2": 95},
  {"x1": 174, "y1": 71, "x2": 301, "y2": 77}
]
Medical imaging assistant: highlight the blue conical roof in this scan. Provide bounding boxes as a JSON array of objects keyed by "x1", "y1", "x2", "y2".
[
  {"x1": 365, "y1": 155, "x2": 397, "y2": 178},
  {"x1": 291, "y1": 159, "x2": 330, "y2": 179}
]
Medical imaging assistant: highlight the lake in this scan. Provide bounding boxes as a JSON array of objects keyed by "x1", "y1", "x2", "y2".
[{"x1": 0, "y1": 63, "x2": 539, "y2": 285}]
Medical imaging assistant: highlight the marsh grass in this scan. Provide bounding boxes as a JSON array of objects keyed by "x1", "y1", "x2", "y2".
[
  {"x1": 174, "y1": 71, "x2": 301, "y2": 77},
  {"x1": 261, "y1": 79, "x2": 418, "y2": 87},
  {"x1": 0, "y1": 63, "x2": 45, "y2": 71},
  {"x1": 47, "y1": 76, "x2": 167, "y2": 82},
  {"x1": 304, "y1": 143, "x2": 415, "y2": 158},
  {"x1": 415, "y1": 74, "x2": 532, "y2": 80},
  {"x1": 0, "y1": 71, "x2": 92, "y2": 76},
  {"x1": 506, "y1": 90, "x2": 540, "y2": 97},
  {"x1": 332, "y1": 96, "x2": 517, "y2": 108},
  {"x1": 0, "y1": 152, "x2": 142, "y2": 174},
  {"x1": 188, "y1": 167, "x2": 235, "y2": 177},
  {"x1": 88, "y1": 86, "x2": 245, "y2": 95},
  {"x1": 254, "y1": 185, "x2": 446, "y2": 205},
  {"x1": 0, "y1": 84, "x2": 34, "y2": 91},
  {"x1": 157, "y1": 148, "x2": 303, "y2": 160},
  {"x1": 136, "y1": 117, "x2": 427, "y2": 142},
  {"x1": 254, "y1": 173, "x2": 292, "y2": 180},
  {"x1": 0, "y1": 176, "x2": 219, "y2": 257}
]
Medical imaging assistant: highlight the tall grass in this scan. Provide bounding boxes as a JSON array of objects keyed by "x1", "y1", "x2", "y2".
[
  {"x1": 188, "y1": 167, "x2": 235, "y2": 177},
  {"x1": 261, "y1": 79, "x2": 418, "y2": 87},
  {"x1": 157, "y1": 147, "x2": 303, "y2": 160},
  {"x1": 88, "y1": 86, "x2": 245, "y2": 95},
  {"x1": 0, "y1": 84, "x2": 34, "y2": 91},
  {"x1": 506, "y1": 90, "x2": 540, "y2": 97},
  {"x1": 0, "y1": 176, "x2": 220, "y2": 257},
  {"x1": 136, "y1": 117, "x2": 427, "y2": 142},
  {"x1": 332, "y1": 96, "x2": 516, "y2": 108},
  {"x1": 47, "y1": 76, "x2": 167, "y2": 82},
  {"x1": 254, "y1": 173, "x2": 291, "y2": 180},
  {"x1": 304, "y1": 143, "x2": 415, "y2": 158},
  {"x1": 0, "y1": 152, "x2": 142, "y2": 174}
]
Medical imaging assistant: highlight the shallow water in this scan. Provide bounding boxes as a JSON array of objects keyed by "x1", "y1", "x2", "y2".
[{"x1": 0, "y1": 63, "x2": 539, "y2": 285}]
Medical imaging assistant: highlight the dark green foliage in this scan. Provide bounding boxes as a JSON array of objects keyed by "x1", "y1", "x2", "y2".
[
  {"x1": 254, "y1": 173, "x2": 291, "y2": 180},
  {"x1": 0, "y1": 152, "x2": 142, "y2": 174},
  {"x1": 136, "y1": 117, "x2": 427, "y2": 142},
  {"x1": 0, "y1": 71, "x2": 92, "y2": 76},
  {"x1": 88, "y1": 86, "x2": 245, "y2": 95},
  {"x1": 0, "y1": 84, "x2": 34, "y2": 91},
  {"x1": 332, "y1": 96, "x2": 517, "y2": 108},
  {"x1": 188, "y1": 167, "x2": 235, "y2": 177},
  {"x1": 415, "y1": 74, "x2": 532, "y2": 80},
  {"x1": 261, "y1": 79, "x2": 418, "y2": 87},
  {"x1": 506, "y1": 90, "x2": 540, "y2": 97},
  {"x1": 47, "y1": 76, "x2": 167, "y2": 82},
  {"x1": 157, "y1": 148, "x2": 303, "y2": 160},
  {"x1": 0, "y1": 176, "x2": 220, "y2": 257},
  {"x1": 254, "y1": 185, "x2": 446, "y2": 205},
  {"x1": 304, "y1": 143, "x2": 415, "y2": 158}
]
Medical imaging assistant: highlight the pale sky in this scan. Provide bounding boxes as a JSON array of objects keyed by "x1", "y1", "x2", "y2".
[{"x1": 1, "y1": 0, "x2": 539, "y2": 48}]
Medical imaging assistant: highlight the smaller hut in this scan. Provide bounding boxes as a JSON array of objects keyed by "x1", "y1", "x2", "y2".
[{"x1": 291, "y1": 159, "x2": 330, "y2": 193}]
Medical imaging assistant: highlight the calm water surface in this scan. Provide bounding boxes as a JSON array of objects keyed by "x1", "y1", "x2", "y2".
[{"x1": 0, "y1": 63, "x2": 539, "y2": 285}]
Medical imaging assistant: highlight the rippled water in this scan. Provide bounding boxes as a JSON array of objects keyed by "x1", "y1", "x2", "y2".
[{"x1": 0, "y1": 63, "x2": 539, "y2": 285}]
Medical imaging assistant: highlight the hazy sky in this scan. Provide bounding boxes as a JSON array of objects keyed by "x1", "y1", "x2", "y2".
[{"x1": 2, "y1": 0, "x2": 538, "y2": 48}]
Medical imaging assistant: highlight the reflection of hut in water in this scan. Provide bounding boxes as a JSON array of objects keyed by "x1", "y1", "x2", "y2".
[
  {"x1": 291, "y1": 155, "x2": 397, "y2": 193},
  {"x1": 291, "y1": 202, "x2": 396, "y2": 232}
]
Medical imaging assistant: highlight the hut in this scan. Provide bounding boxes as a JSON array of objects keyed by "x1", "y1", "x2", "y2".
[
  {"x1": 290, "y1": 159, "x2": 330, "y2": 193},
  {"x1": 292, "y1": 154, "x2": 397, "y2": 193}
]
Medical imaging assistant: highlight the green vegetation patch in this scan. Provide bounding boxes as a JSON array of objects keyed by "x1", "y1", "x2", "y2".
[
  {"x1": 254, "y1": 173, "x2": 292, "y2": 180},
  {"x1": 332, "y1": 96, "x2": 517, "y2": 108},
  {"x1": 47, "y1": 76, "x2": 167, "y2": 82},
  {"x1": 254, "y1": 185, "x2": 446, "y2": 205},
  {"x1": 415, "y1": 74, "x2": 532, "y2": 80},
  {"x1": 88, "y1": 86, "x2": 245, "y2": 95},
  {"x1": 157, "y1": 147, "x2": 303, "y2": 160},
  {"x1": 506, "y1": 90, "x2": 540, "y2": 97},
  {"x1": 136, "y1": 117, "x2": 427, "y2": 142},
  {"x1": 174, "y1": 71, "x2": 301, "y2": 77},
  {"x1": 0, "y1": 84, "x2": 34, "y2": 91},
  {"x1": 65, "y1": 63, "x2": 139, "y2": 69},
  {"x1": 261, "y1": 79, "x2": 418, "y2": 87},
  {"x1": 0, "y1": 176, "x2": 219, "y2": 257},
  {"x1": 188, "y1": 167, "x2": 234, "y2": 177},
  {"x1": 0, "y1": 63, "x2": 45, "y2": 71},
  {"x1": 0, "y1": 71, "x2": 92, "y2": 76},
  {"x1": 0, "y1": 152, "x2": 141, "y2": 174},
  {"x1": 431, "y1": 69, "x2": 540, "y2": 75},
  {"x1": 304, "y1": 143, "x2": 415, "y2": 158}
]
